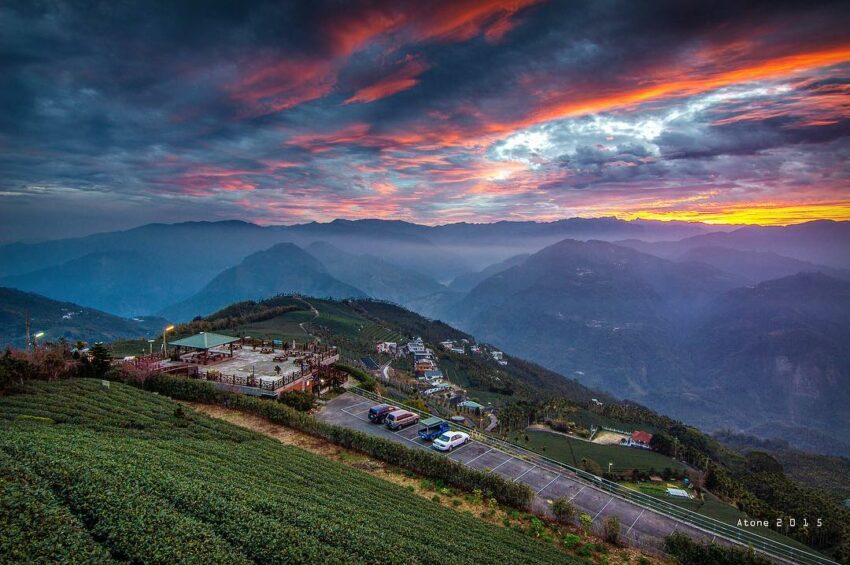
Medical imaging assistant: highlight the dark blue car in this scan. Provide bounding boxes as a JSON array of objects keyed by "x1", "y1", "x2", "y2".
[
  {"x1": 418, "y1": 416, "x2": 450, "y2": 441},
  {"x1": 368, "y1": 403, "x2": 396, "y2": 424}
]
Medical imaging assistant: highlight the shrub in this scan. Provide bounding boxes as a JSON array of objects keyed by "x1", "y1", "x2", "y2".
[
  {"x1": 334, "y1": 363, "x2": 378, "y2": 392},
  {"x1": 603, "y1": 515, "x2": 620, "y2": 545},
  {"x1": 563, "y1": 533, "x2": 581, "y2": 549},
  {"x1": 664, "y1": 532, "x2": 773, "y2": 564},
  {"x1": 579, "y1": 513, "x2": 593, "y2": 534},
  {"x1": 550, "y1": 497, "x2": 576, "y2": 523},
  {"x1": 277, "y1": 390, "x2": 314, "y2": 412}
]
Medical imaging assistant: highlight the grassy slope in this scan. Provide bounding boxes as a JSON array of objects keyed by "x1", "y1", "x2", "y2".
[
  {"x1": 521, "y1": 429, "x2": 685, "y2": 472},
  {"x1": 0, "y1": 379, "x2": 575, "y2": 564}
]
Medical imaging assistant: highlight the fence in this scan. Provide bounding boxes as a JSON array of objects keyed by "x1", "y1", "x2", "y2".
[{"x1": 348, "y1": 387, "x2": 835, "y2": 565}]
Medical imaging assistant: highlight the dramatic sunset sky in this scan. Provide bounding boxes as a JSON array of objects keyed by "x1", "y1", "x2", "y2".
[{"x1": 1, "y1": 0, "x2": 849, "y2": 240}]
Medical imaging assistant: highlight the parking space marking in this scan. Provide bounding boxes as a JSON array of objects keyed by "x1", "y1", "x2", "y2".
[
  {"x1": 346, "y1": 400, "x2": 373, "y2": 410},
  {"x1": 593, "y1": 496, "x2": 614, "y2": 520},
  {"x1": 392, "y1": 426, "x2": 423, "y2": 445},
  {"x1": 626, "y1": 509, "x2": 644, "y2": 536},
  {"x1": 489, "y1": 456, "x2": 514, "y2": 473},
  {"x1": 340, "y1": 407, "x2": 370, "y2": 421},
  {"x1": 568, "y1": 485, "x2": 585, "y2": 501},
  {"x1": 512, "y1": 464, "x2": 537, "y2": 482},
  {"x1": 535, "y1": 474, "x2": 561, "y2": 495},
  {"x1": 447, "y1": 441, "x2": 473, "y2": 456},
  {"x1": 465, "y1": 447, "x2": 495, "y2": 465}
]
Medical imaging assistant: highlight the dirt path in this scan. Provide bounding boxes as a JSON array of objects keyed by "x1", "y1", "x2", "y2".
[
  {"x1": 294, "y1": 297, "x2": 320, "y2": 335},
  {"x1": 185, "y1": 402, "x2": 348, "y2": 457}
]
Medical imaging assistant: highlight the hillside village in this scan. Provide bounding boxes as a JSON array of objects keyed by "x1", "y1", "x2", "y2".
[{"x1": 375, "y1": 336, "x2": 504, "y2": 430}]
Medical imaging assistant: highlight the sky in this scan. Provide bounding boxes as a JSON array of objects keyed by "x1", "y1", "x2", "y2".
[{"x1": 1, "y1": 0, "x2": 850, "y2": 241}]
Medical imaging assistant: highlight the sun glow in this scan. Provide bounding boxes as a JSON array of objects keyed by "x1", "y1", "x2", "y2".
[{"x1": 613, "y1": 202, "x2": 850, "y2": 226}]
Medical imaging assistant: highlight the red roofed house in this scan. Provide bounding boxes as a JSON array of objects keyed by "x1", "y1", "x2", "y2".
[{"x1": 628, "y1": 430, "x2": 653, "y2": 449}]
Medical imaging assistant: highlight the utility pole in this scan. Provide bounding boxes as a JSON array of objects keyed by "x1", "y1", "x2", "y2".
[{"x1": 25, "y1": 312, "x2": 31, "y2": 353}]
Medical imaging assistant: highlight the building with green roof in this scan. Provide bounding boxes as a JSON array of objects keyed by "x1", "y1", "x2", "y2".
[{"x1": 169, "y1": 332, "x2": 241, "y2": 350}]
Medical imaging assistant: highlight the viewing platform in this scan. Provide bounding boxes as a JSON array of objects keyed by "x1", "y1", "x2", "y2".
[{"x1": 141, "y1": 332, "x2": 343, "y2": 398}]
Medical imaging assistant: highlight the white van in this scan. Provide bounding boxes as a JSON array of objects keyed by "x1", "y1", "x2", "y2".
[{"x1": 385, "y1": 409, "x2": 420, "y2": 430}]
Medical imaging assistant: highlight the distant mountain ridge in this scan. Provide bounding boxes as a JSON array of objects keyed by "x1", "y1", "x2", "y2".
[
  {"x1": 0, "y1": 216, "x2": 747, "y2": 315},
  {"x1": 440, "y1": 238, "x2": 850, "y2": 454},
  {"x1": 0, "y1": 250, "x2": 190, "y2": 318},
  {"x1": 305, "y1": 241, "x2": 447, "y2": 308},
  {"x1": 675, "y1": 246, "x2": 850, "y2": 284},
  {"x1": 0, "y1": 287, "x2": 166, "y2": 348},
  {"x1": 163, "y1": 243, "x2": 366, "y2": 320},
  {"x1": 618, "y1": 219, "x2": 850, "y2": 269}
]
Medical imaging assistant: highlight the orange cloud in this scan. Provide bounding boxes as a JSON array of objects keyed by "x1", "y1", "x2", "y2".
[
  {"x1": 231, "y1": 0, "x2": 543, "y2": 117},
  {"x1": 345, "y1": 57, "x2": 429, "y2": 104},
  {"x1": 498, "y1": 44, "x2": 850, "y2": 134},
  {"x1": 228, "y1": 59, "x2": 336, "y2": 117}
]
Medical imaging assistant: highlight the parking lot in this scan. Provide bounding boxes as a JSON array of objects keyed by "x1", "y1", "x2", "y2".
[{"x1": 318, "y1": 393, "x2": 720, "y2": 552}]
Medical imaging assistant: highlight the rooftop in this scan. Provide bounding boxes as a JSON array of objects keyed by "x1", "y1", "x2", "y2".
[{"x1": 169, "y1": 332, "x2": 240, "y2": 350}]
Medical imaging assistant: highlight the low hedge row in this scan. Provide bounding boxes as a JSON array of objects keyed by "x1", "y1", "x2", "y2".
[
  {"x1": 144, "y1": 375, "x2": 533, "y2": 509},
  {"x1": 663, "y1": 532, "x2": 772, "y2": 565}
]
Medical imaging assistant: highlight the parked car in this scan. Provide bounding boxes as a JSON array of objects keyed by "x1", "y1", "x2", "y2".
[
  {"x1": 417, "y1": 417, "x2": 450, "y2": 441},
  {"x1": 432, "y1": 431, "x2": 470, "y2": 451},
  {"x1": 385, "y1": 409, "x2": 420, "y2": 430},
  {"x1": 368, "y1": 403, "x2": 397, "y2": 424}
]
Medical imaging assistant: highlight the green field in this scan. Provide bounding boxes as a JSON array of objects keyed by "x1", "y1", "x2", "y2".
[
  {"x1": 520, "y1": 429, "x2": 685, "y2": 473},
  {"x1": 0, "y1": 379, "x2": 575, "y2": 564}
]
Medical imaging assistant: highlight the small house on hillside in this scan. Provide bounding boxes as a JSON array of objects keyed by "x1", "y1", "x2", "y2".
[
  {"x1": 417, "y1": 369, "x2": 444, "y2": 382},
  {"x1": 628, "y1": 430, "x2": 653, "y2": 449}
]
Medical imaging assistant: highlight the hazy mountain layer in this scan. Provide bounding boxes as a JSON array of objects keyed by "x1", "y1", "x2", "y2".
[
  {"x1": 0, "y1": 287, "x2": 166, "y2": 348},
  {"x1": 164, "y1": 243, "x2": 366, "y2": 321},
  {"x1": 443, "y1": 239, "x2": 850, "y2": 453}
]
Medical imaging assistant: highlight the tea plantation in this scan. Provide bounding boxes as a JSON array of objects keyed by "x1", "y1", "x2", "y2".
[{"x1": 0, "y1": 379, "x2": 577, "y2": 564}]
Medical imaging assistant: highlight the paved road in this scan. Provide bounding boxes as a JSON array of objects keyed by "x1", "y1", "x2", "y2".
[{"x1": 318, "y1": 392, "x2": 721, "y2": 554}]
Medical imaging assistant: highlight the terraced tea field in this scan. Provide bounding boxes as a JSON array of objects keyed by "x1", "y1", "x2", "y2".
[{"x1": 0, "y1": 379, "x2": 576, "y2": 564}]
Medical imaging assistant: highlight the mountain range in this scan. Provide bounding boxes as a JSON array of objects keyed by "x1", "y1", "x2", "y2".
[
  {"x1": 436, "y1": 240, "x2": 850, "y2": 455},
  {"x1": 1, "y1": 217, "x2": 849, "y2": 455},
  {"x1": 0, "y1": 287, "x2": 166, "y2": 349}
]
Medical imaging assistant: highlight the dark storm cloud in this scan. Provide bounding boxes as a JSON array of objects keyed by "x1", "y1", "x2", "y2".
[{"x1": 1, "y1": 0, "x2": 849, "y2": 239}]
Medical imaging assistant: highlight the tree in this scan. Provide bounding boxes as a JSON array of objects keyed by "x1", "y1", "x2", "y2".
[
  {"x1": 90, "y1": 342, "x2": 112, "y2": 378},
  {"x1": 579, "y1": 513, "x2": 593, "y2": 535},
  {"x1": 550, "y1": 498, "x2": 576, "y2": 523},
  {"x1": 603, "y1": 515, "x2": 620, "y2": 545}
]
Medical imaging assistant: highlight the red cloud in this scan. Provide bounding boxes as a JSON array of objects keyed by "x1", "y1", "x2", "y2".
[
  {"x1": 345, "y1": 57, "x2": 429, "y2": 104},
  {"x1": 229, "y1": 0, "x2": 544, "y2": 117}
]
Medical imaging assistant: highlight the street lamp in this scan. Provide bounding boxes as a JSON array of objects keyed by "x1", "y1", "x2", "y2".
[
  {"x1": 608, "y1": 462, "x2": 613, "y2": 474},
  {"x1": 33, "y1": 331, "x2": 45, "y2": 349},
  {"x1": 162, "y1": 325, "x2": 175, "y2": 357}
]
